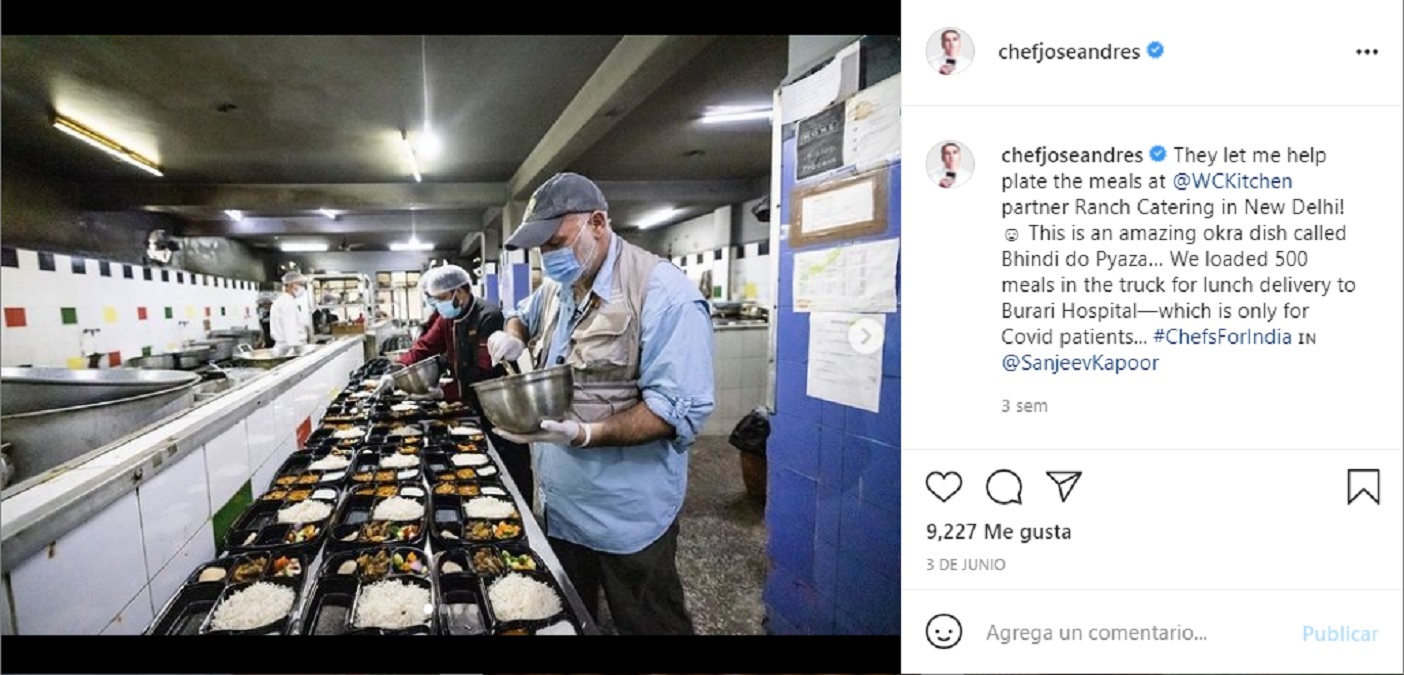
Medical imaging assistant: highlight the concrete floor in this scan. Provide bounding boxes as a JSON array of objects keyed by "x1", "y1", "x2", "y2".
[{"x1": 586, "y1": 435, "x2": 769, "y2": 635}]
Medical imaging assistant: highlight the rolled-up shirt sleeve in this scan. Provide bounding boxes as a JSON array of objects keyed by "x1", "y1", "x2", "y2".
[
  {"x1": 638, "y1": 266, "x2": 716, "y2": 449},
  {"x1": 507, "y1": 287, "x2": 543, "y2": 336}
]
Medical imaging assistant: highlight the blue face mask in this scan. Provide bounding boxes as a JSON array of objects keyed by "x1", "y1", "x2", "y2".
[
  {"x1": 542, "y1": 221, "x2": 598, "y2": 284},
  {"x1": 432, "y1": 293, "x2": 464, "y2": 319}
]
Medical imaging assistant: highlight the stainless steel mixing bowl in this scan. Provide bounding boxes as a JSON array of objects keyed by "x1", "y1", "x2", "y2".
[
  {"x1": 470, "y1": 365, "x2": 573, "y2": 435},
  {"x1": 390, "y1": 355, "x2": 442, "y2": 395}
]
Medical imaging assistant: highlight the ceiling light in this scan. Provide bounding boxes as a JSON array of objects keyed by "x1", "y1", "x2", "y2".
[
  {"x1": 402, "y1": 129, "x2": 422, "y2": 182},
  {"x1": 225, "y1": 209, "x2": 244, "y2": 221},
  {"x1": 390, "y1": 238, "x2": 433, "y2": 252},
  {"x1": 698, "y1": 107, "x2": 772, "y2": 124},
  {"x1": 53, "y1": 115, "x2": 163, "y2": 176},
  {"x1": 415, "y1": 128, "x2": 442, "y2": 161},
  {"x1": 636, "y1": 208, "x2": 681, "y2": 229},
  {"x1": 280, "y1": 242, "x2": 329, "y2": 252},
  {"x1": 318, "y1": 208, "x2": 338, "y2": 220}
]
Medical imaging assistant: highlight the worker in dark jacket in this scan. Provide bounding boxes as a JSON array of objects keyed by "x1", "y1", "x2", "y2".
[{"x1": 379, "y1": 264, "x2": 533, "y2": 506}]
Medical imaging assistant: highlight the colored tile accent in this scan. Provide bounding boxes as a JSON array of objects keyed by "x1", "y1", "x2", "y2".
[
  {"x1": 107, "y1": 351, "x2": 121, "y2": 367},
  {"x1": 99, "y1": 261, "x2": 111, "y2": 277},
  {"x1": 143, "y1": 267, "x2": 153, "y2": 281},
  {"x1": 175, "y1": 271, "x2": 184, "y2": 284},
  {"x1": 103, "y1": 306, "x2": 118, "y2": 324},
  {"x1": 204, "y1": 307, "x2": 211, "y2": 317},
  {"x1": 185, "y1": 306, "x2": 195, "y2": 318},
  {"x1": 202, "y1": 319, "x2": 211, "y2": 332},
  {"x1": 142, "y1": 346, "x2": 152, "y2": 357},
  {"x1": 4, "y1": 307, "x2": 26, "y2": 328},
  {"x1": 60, "y1": 307, "x2": 78, "y2": 325},
  {"x1": 66, "y1": 356, "x2": 86, "y2": 370},
  {"x1": 71, "y1": 257, "x2": 87, "y2": 274},
  {"x1": 204, "y1": 276, "x2": 211, "y2": 286},
  {"x1": 296, "y1": 417, "x2": 312, "y2": 449},
  {"x1": 244, "y1": 307, "x2": 250, "y2": 317},
  {"x1": 137, "y1": 306, "x2": 148, "y2": 321},
  {"x1": 220, "y1": 307, "x2": 227, "y2": 316},
  {"x1": 211, "y1": 481, "x2": 253, "y2": 549},
  {"x1": 160, "y1": 269, "x2": 169, "y2": 282},
  {"x1": 123, "y1": 265, "x2": 134, "y2": 279},
  {"x1": 38, "y1": 252, "x2": 55, "y2": 271},
  {"x1": 164, "y1": 306, "x2": 173, "y2": 319},
  {"x1": 1, "y1": 246, "x2": 17, "y2": 267}
]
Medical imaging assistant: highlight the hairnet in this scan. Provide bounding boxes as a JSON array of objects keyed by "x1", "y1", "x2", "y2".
[
  {"x1": 282, "y1": 271, "x2": 308, "y2": 285},
  {"x1": 421, "y1": 264, "x2": 471, "y2": 296}
]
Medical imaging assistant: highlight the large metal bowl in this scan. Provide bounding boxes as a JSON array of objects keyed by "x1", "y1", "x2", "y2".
[
  {"x1": 2, "y1": 366, "x2": 200, "y2": 414},
  {"x1": 470, "y1": 365, "x2": 573, "y2": 435},
  {"x1": 232, "y1": 343, "x2": 319, "y2": 369},
  {"x1": 390, "y1": 356, "x2": 441, "y2": 395}
]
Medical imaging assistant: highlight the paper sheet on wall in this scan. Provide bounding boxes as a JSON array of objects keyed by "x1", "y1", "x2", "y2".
[
  {"x1": 807, "y1": 312, "x2": 883, "y2": 413},
  {"x1": 844, "y1": 73, "x2": 901, "y2": 170},
  {"x1": 793, "y1": 237, "x2": 899, "y2": 312},
  {"x1": 780, "y1": 40, "x2": 861, "y2": 124}
]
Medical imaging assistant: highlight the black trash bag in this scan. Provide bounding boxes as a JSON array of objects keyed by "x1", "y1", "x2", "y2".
[{"x1": 729, "y1": 406, "x2": 771, "y2": 456}]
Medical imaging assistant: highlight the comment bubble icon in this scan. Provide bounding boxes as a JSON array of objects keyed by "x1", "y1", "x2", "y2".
[{"x1": 986, "y1": 469, "x2": 1023, "y2": 505}]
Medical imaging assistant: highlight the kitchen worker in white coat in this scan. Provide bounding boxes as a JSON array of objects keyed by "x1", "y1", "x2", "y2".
[
  {"x1": 269, "y1": 271, "x2": 312, "y2": 347},
  {"x1": 488, "y1": 172, "x2": 715, "y2": 635}
]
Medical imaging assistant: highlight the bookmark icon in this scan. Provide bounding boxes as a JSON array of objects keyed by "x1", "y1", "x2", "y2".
[{"x1": 1046, "y1": 471, "x2": 1082, "y2": 503}]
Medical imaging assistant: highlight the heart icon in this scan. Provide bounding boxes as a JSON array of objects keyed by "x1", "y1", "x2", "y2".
[{"x1": 927, "y1": 471, "x2": 962, "y2": 502}]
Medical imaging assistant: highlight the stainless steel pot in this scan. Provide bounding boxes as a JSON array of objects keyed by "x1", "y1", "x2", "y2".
[
  {"x1": 189, "y1": 337, "x2": 244, "y2": 362},
  {"x1": 2, "y1": 366, "x2": 201, "y2": 414},
  {"x1": 172, "y1": 345, "x2": 216, "y2": 368},
  {"x1": 0, "y1": 372, "x2": 201, "y2": 486},
  {"x1": 470, "y1": 364, "x2": 573, "y2": 434},
  {"x1": 125, "y1": 353, "x2": 179, "y2": 370},
  {"x1": 232, "y1": 343, "x2": 318, "y2": 370}
]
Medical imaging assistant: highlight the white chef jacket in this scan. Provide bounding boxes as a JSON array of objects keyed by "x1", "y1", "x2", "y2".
[{"x1": 269, "y1": 291, "x2": 309, "y2": 346}]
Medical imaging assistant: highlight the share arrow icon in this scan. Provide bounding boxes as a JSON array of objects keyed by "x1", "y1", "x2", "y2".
[{"x1": 1046, "y1": 471, "x2": 1082, "y2": 503}]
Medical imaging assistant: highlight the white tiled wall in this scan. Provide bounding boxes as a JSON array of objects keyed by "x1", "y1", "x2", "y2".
[
  {"x1": 703, "y1": 326, "x2": 770, "y2": 437},
  {"x1": 3, "y1": 344, "x2": 363, "y2": 634},
  {"x1": 729, "y1": 243, "x2": 772, "y2": 305},
  {"x1": 0, "y1": 246, "x2": 262, "y2": 368}
]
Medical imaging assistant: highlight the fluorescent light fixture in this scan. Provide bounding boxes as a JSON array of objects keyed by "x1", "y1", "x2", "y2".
[
  {"x1": 402, "y1": 130, "x2": 422, "y2": 182},
  {"x1": 390, "y1": 238, "x2": 433, "y2": 252},
  {"x1": 280, "y1": 242, "x2": 329, "y2": 252},
  {"x1": 698, "y1": 106, "x2": 772, "y2": 124},
  {"x1": 415, "y1": 128, "x2": 442, "y2": 160},
  {"x1": 53, "y1": 115, "x2": 163, "y2": 176},
  {"x1": 318, "y1": 208, "x2": 338, "y2": 220},
  {"x1": 225, "y1": 209, "x2": 244, "y2": 221},
  {"x1": 636, "y1": 208, "x2": 681, "y2": 229}
]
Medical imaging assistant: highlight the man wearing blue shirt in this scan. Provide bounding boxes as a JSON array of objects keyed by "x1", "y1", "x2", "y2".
[{"x1": 489, "y1": 172, "x2": 715, "y2": 635}]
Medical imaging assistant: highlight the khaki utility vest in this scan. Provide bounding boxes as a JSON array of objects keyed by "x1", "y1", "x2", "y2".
[{"x1": 528, "y1": 237, "x2": 662, "y2": 424}]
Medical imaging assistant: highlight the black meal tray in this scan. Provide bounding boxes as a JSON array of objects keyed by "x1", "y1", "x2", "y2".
[
  {"x1": 346, "y1": 451, "x2": 423, "y2": 485},
  {"x1": 224, "y1": 487, "x2": 341, "y2": 555},
  {"x1": 147, "y1": 551, "x2": 309, "y2": 635},
  {"x1": 270, "y1": 452, "x2": 355, "y2": 490},
  {"x1": 325, "y1": 486, "x2": 429, "y2": 553},
  {"x1": 430, "y1": 493, "x2": 525, "y2": 549},
  {"x1": 424, "y1": 449, "x2": 501, "y2": 482},
  {"x1": 302, "y1": 545, "x2": 435, "y2": 635},
  {"x1": 436, "y1": 544, "x2": 548, "y2": 579},
  {"x1": 478, "y1": 569, "x2": 583, "y2": 635},
  {"x1": 429, "y1": 478, "x2": 510, "y2": 499}
]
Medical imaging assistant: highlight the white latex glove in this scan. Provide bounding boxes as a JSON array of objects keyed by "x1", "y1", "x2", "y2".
[
  {"x1": 495, "y1": 419, "x2": 587, "y2": 447},
  {"x1": 487, "y1": 331, "x2": 525, "y2": 364},
  {"x1": 407, "y1": 387, "x2": 443, "y2": 401},
  {"x1": 375, "y1": 374, "x2": 396, "y2": 393}
]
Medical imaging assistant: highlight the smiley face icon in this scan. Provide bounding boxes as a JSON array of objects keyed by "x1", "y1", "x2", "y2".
[{"x1": 927, "y1": 613, "x2": 963, "y2": 649}]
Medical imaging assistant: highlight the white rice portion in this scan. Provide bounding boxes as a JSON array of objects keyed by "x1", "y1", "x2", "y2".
[
  {"x1": 488, "y1": 573, "x2": 562, "y2": 622},
  {"x1": 332, "y1": 428, "x2": 365, "y2": 439},
  {"x1": 353, "y1": 579, "x2": 431, "y2": 629},
  {"x1": 450, "y1": 452, "x2": 489, "y2": 467},
  {"x1": 449, "y1": 426, "x2": 481, "y2": 436},
  {"x1": 307, "y1": 455, "x2": 350, "y2": 471},
  {"x1": 277, "y1": 499, "x2": 333, "y2": 524},
  {"x1": 464, "y1": 497, "x2": 517, "y2": 519},
  {"x1": 371, "y1": 496, "x2": 424, "y2": 521},
  {"x1": 379, "y1": 453, "x2": 420, "y2": 469},
  {"x1": 390, "y1": 402, "x2": 418, "y2": 412},
  {"x1": 389, "y1": 425, "x2": 422, "y2": 437},
  {"x1": 208, "y1": 581, "x2": 295, "y2": 631}
]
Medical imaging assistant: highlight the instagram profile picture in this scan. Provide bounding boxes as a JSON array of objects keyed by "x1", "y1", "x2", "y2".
[
  {"x1": 928, "y1": 141, "x2": 974, "y2": 188},
  {"x1": 928, "y1": 27, "x2": 974, "y2": 75}
]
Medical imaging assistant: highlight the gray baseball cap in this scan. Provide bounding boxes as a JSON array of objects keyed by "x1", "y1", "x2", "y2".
[{"x1": 505, "y1": 172, "x2": 608, "y2": 250}]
